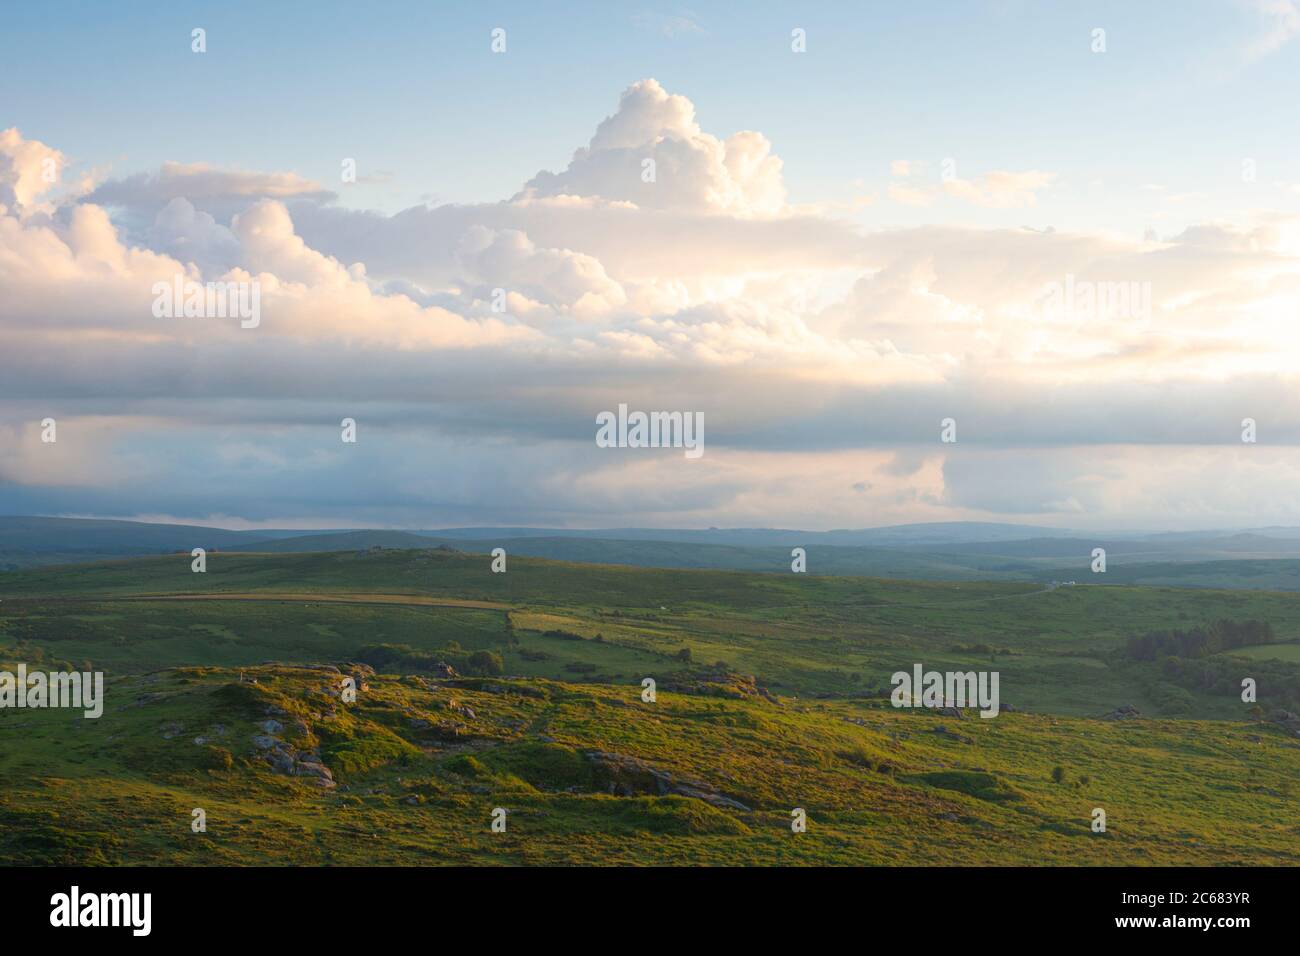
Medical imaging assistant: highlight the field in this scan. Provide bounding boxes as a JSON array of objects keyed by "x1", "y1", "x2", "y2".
[{"x1": 1, "y1": 548, "x2": 1298, "y2": 866}]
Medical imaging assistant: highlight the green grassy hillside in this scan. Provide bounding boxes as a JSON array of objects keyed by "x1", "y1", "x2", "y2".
[
  {"x1": 2, "y1": 664, "x2": 1296, "y2": 866},
  {"x1": 1, "y1": 549, "x2": 1298, "y2": 865}
]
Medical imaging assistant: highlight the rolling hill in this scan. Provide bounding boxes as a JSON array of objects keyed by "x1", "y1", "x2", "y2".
[
  {"x1": 1, "y1": 547, "x2": 1298, "y2": 865},
  {"x1": 5, "y1": 515, "x2": 1300, "y2": 589}
]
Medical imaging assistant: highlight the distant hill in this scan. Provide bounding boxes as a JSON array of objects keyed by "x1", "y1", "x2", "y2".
[
  {"x1": 235, "y1": 530, "x2": 1300, "y2": 589},
  {"x1": 417, "y1": 535, "x2": 1018, "y2": 581},
  {"x1": 0, "y1": 516, "x2": 274, "y2": 569},
  {"x1": 413, "y1": 521, "x2": 1082, "y2": 548},
  {"x1": 905, "y1": 535, "x2": 1300, "y2": 560},
  {"x1": 4, "y1": 516, "x2": 1300, "y2": 588},
  {"x1": 240, "y1": 530, "x2": 457, "y2": 553}
]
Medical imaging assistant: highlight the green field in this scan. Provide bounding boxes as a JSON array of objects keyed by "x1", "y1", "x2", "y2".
[
  {"x1": 1, "y1": 548, "x2": 1298, "y2": 865},
  {"x1": 1229, "y1": 644, "x2": 1300, "y2": 662}
]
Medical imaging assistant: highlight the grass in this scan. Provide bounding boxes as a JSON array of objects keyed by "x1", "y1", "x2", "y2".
[
  {"x1": 1, "y1": 548, "x2": 1298, "y2": 866},
  {"x1": 1, "y1": 665, "x2": 1296, "y2": 865},
  {"x1": 1229, "y1": 643, "x2": 1300, "y2": 662}
]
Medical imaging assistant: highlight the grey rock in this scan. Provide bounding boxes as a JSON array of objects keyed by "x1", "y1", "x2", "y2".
[
  {"x1": 584, "y1": 750, "x2": 751, "y2": 811},
  {"x1": 268, "y1": 750, "x2": 296, "y2": 774},
  {"x1": 1100, "y1": 704, "x2": 1141, "y2": 720}
]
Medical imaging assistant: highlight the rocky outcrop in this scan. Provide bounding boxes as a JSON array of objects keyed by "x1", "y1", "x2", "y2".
[
  {"x1": 445, "y1": 698, "x2": 475, "y2": 719},
  {"x1": 583, "y1": 750, "x2": 751, "y2": 811},
  {"x1": 1100, "y1": 704, "x2": 1141, "y2": 721},
  {"x1": 250, "y1": 727, "x2": 335, "y2": 788},
  {"x1": 662, "y1": 667, "x2": 779, "y2": 704},
  {"x1": 405, "y1": 712, "x2": 470, "y2": 739}
]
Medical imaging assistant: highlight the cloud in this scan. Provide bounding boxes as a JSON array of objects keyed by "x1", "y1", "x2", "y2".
[
  {"x1": 3, "y1": 79, "x2": 1300, "y2": 528},
  {"x1": 942, "y1": 170, "x2": 1056, "y2": 208},
  {"x1": 1243, "y1": 0, "x2": 1300, "y2": 61},
  {"x1": 516, "y1": 78, "x2": 787, "y2": 217},
  {"x1": 885, "y1": 168, "x2": 1055, "y2": 209},
  {"x1": 453, "y1": 225, "x2": 627, "y2": 321},
  {"x1": 941, "y1": 444, "x2": 1300, "y2": 526},
  {"x1": 0, "y1": 127, "x2": 66, "y2": 214},
  {"x1": 888, "y1": 182, "x2": 934, "y2": 207},
  {"x1": 149, "y1": 198, "x2": 241, "y2": 274},
  {"x1": 0, "y1": 416, "x2": 149, "y2": 488},
  {"x1": 89, "y1": 161, "x2": 332, "y2": 207},
  {"x1": 84, "y1": 161, "x2": 335, "y2": 239}
]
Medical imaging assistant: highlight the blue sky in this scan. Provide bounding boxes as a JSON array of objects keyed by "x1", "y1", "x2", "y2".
[
  {"x1": 6, "y1": 1, "x2": 1298, "y2": 228},
  {"x1": 3, "y1": 2, "x2": 1300, "y2": 530}
]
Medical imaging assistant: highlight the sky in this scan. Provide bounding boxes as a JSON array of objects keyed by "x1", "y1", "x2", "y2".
[{"x1": 3, "y1": 0, "x2": 1300, "y2": 531}]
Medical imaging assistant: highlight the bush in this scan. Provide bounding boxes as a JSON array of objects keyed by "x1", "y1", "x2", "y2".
[
  {"x1": 355, "y1": 642, "x2": 504, "y2": 677},
  {"x1": 466, "y1": 650, "x2": 504, "y2": 676}
]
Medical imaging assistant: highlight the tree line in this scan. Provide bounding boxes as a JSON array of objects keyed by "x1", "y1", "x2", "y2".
[{"x1": 1126, "y1": 619, "x2": 1275, "y2": 661}]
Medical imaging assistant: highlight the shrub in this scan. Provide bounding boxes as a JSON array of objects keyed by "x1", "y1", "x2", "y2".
[{"x1": 466, "y1": 650, "x2": 504, "y2": 676}]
